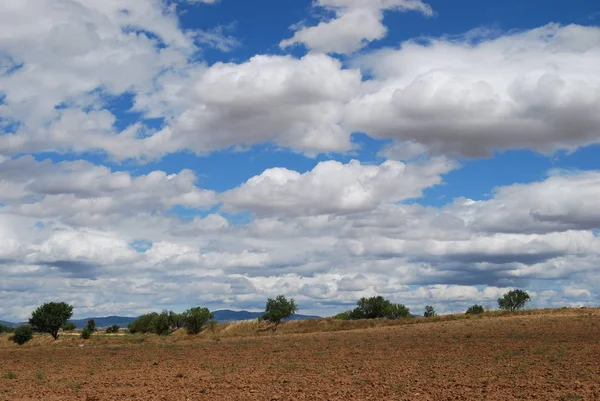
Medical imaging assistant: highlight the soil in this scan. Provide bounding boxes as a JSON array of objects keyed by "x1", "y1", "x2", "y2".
[{"x1": 1, "y1": 311, "x2": 599, "y2": 400}]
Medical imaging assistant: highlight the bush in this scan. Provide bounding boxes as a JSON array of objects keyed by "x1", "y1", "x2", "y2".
[
  {"x1": 0, "y1": 324, "x2": 14, "y2": 334},
  {"x1": 183, "y1": 307, "x2": 214, "y2": 334},
  {"x1": 62, "y1": 322, "x2": 76, "y2": 331},
  {"x1": 11, "y1": 325, "x2": 33, "y2": 345},
  {"x1": 128, "y1": 313, "x2": 158, "y2": 334},
  {"x1": 86, "y1": 319, "x2": 96, "y2": 332},
  {"x1": 151, "y1": 310, "x2": 171, "y2": 336},
  {"x1": 105, "y1": 325, "x2": 120, "y2": 334},
  {"x1": 351, "y1": 296, "x2": 392, "y2": 319},
  {"x1": 466, "y1": 305, "x2": 485, "y2": 315},
  {"x1": 80, "y1": 328, "x2": 92, "y2": 339},
  {"x1": 262, "y1": 295, "x2": 298, "y2": 324},
  {"x1": 424, "y1": 305, "x2": 437, "y2": 318},
  {"x1": 498, "y1": 289, "x2": 531, "y2": 312},
  {"x1": 168, "y1": 311, "x2": 185, "y2": 329},
  {"x1": 29, "y1": 302, "x2": 73, "y2": 340},
  {"x1": 332, "y1": 311, "x2": 353, "y2": 320},
  {"x1": 387, "y1": 303, "x2": 412, "y2": 319}
]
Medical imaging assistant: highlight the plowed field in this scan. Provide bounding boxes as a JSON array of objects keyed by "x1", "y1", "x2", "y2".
[{"x1": 1, "y1": 310, "x2": 599, "y2": 400}]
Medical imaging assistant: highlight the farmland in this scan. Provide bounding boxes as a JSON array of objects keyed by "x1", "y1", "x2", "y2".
[{"x1": 1, "y1": 308, "x2": 599, "y2": 400}]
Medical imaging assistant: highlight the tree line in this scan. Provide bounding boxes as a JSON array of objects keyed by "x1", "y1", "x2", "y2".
[{"x1": 3, "y1": 289, "x2": 531, "y2": 345}]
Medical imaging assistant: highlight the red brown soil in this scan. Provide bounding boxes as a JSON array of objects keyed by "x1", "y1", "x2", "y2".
[{"x1": 1, "y1": 310, "x2": 599, "y2": 400}]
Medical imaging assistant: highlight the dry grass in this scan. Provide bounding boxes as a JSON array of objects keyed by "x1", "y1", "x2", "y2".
[{"x1": 1, "y1": 307, "x2": 597, "y2": 348}]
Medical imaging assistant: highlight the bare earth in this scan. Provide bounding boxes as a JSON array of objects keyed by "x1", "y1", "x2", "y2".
[{"x1": 1, "y1": 310, "x2": 599, "y2": 400}]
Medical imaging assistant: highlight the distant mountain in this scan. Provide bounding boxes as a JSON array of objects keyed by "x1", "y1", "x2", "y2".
[
  {"x1": 0, "y1": 320, "x2": 18, "y2": 329},
  {"x1": 0, "y1": 310, "x2": 322, "y2": 329},
  {"x1": 68, "y1": 316, "x2": 137, "y2": 329}
]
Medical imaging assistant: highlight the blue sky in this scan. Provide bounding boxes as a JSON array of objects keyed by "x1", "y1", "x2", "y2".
[{"x1": 0, "y1": 0, "x2": 599, "y2": 321}]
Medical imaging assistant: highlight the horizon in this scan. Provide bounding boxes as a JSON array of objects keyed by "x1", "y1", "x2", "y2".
[{"x1": 1, "y1": 0, "x2": 599, "y2": 322}]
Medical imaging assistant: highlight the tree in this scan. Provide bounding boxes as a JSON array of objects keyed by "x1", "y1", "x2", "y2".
[
  {"x1": 351, "y1": 296, "x2": 393, "y2": 319},
  {"x1": 466, "y1": 305, "x2": 485, "y2": 315},
  {"x1": 105, "y1": 325, "x2": 120, "y2": 334},
  {"x1": 62, "y1": 322, "x2": 76, "y2": 331},
  {"x1": 128, "y1": 313, "x2": 158, "y2": 334},
  {"x1": 183, "y1": 307, "x2": 214, "y2": 334},
  {"x1": 498, "y1": 289, "x2": 531, "y2": 312},
  {"x1": 424, "y1": 305, "x2": 437, "y2": 318},
  {"x1": 151, "y1": 310, "x2": 171, "y2": 336},
  {"x1": 262, "y1": 295, "x2": 298, "y2": 324},
  {"x1": 0, "y1": 324, "x2": 14, "y2": 334},
  {"x1": 29, "y1": 302, "x2": 73, "y2": 340},
  {"x1": 11, "y1": 325, "x2": 33, "y2": 345},
  {"x1": 86, "y1": 319, "x2": 96, "y2": 332},
  {"x1": 168, "y1": 311, "x2": 185, "y2": 329},
  {"x1": 386, "y1": 303, "x2": 412, "y2": 319}
]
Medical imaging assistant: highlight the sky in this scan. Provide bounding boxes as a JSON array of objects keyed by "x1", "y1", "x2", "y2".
[{"x1": 1, "y1": 0, "x2": 600, "y2": 321}]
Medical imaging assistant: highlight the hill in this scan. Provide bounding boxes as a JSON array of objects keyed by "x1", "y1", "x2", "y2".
[{"x1": 0, "y1": 320, "x2": 17, "y2": 329}]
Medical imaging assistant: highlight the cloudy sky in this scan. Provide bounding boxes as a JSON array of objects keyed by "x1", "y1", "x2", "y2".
[{"x1": 1, "y1": 0, "x2": 599, "y2": 321}]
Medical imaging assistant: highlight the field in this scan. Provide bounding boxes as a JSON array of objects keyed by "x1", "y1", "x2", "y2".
[{"x1": 1, "y1": 309, "x2": 599, "y2": 400}]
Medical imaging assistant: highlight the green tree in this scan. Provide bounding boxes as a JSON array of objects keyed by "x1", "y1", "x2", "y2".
[
  {"x1": 0, "y1": 324, "x2": 14, "y2": 334},
  {"x1": 386, "y1": 303, "x2": 412, "y2": 319},
  {"x1": 151, "y1": 310, "x2": 171, "y2": 336},
  {"x1": 11, "y1": 325, "x2": 33, "y2": 345},
  {"x1": 498, "y1": 289, "x2": 531, "y2": 312},
  {"x1": 466, "y1": 305, "x2": 485, "y2": 315},
  {"x1": 262, "y1": 295, "x2": 298, "y2": 324},
  {"x1": 424, "y1": 305, "x2": 437, "y2": 318},
  {"x1": 105, "y1": 325, "x2": 120, "y2": 334},
  {"x1": 351, "y1": 296, "x2": 393, "y2": 319},
  {"x1": 86, "y1": 319, "x2": 96, "y2": 332},
  {"x1": 29, "y1": 302, "x2": 73, "y2": 340},
  {"x1": 62, "y1": 322, "x2": 76, "y2": 331},
  {"x1": 168, "y1": 311, "x2": 185, "y2": 329},
  {"x1": 128, "y1": 313, "x2": 158, "y2": 334},
  {"x1": 183, "y1": 307, "x2": 214, "y2": 334}
]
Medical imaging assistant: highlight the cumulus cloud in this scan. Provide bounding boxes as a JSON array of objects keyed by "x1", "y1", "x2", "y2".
[
  {"x1": 222, "y1": 157, "x2": 457, "y2": 216},
  {"x1": 133, "y1": 53, "x2": 362, "y2": 158},
  {"x1": 346, "y1": 24, "x2": 600, "y2": 156},
  {"x1": 280, "y1": 0, "x2": 433, "y2": 54},
  {"x1": 0, "y1": 156, "x2": 217, "y2": 222}
]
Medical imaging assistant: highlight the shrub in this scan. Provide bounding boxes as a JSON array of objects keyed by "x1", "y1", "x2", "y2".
[
  {"x1": 424, "y1": 305, "x2": 437, "y2": 318},
  {"x1": 62, "y1": 322, "x2": 76, "y2": 331},
  {"x1": 168, "y1": 311, "x2": 185, "y2": 329},
  {"x1": 80, "y1": 328, "x2": 92, "y2": 339},
  {"x1": 0, "y1": 324, "x2": 14, "y2": 334},
  {"x1": 351, "y1": 296, "x2": 392, "y2": 319},
  {"x1": 466, "y1": 305, "x2": 485, "y2": 315},
  {"x1": 86, "y1": 319, "x2": 96, "y2": 332},
  {"x1": 151, "y1": 310, "x2": 171, "y2": 336},
  {"x1": 183, "y1": 307, "x2": 214, "y2": 334},
  {"x1": 11, "y1": 325, "x2": 33, "y2": 345},
  {"x1": 262, "y1": 295, "x2": 298, "y2": 324},
  {"x1": 332, "y1": 311, "x2": 353, "y2": 320},
  {"x1": 128, "y1": 313, "x2": 158, "y2": 334},
  {"x1": 29, "y1": 302, "x2": 73, "y2": 340},
  {"x1": 386, "y1": 303, "x2": 412, "y2": 319},
  {"x1": 105, "y1": 325, "x2": 120, "y2": 334},
  {"x1": 498, "y1": 289, "x2": 531, "y2": 312}
]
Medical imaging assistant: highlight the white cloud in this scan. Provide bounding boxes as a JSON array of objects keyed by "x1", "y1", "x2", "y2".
[
  {"x1": 346, "y1": 24, "x2": 600, "y2": 156},
  {"x1": 132, "y1": 53, "x2": 362, "y2": 158},
  {"x1": 222, "y1": 157, "x2": 456, "y2": 216},
  {"x1": 281, "y1": 0, "x2": 433, "y2": 54}
]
